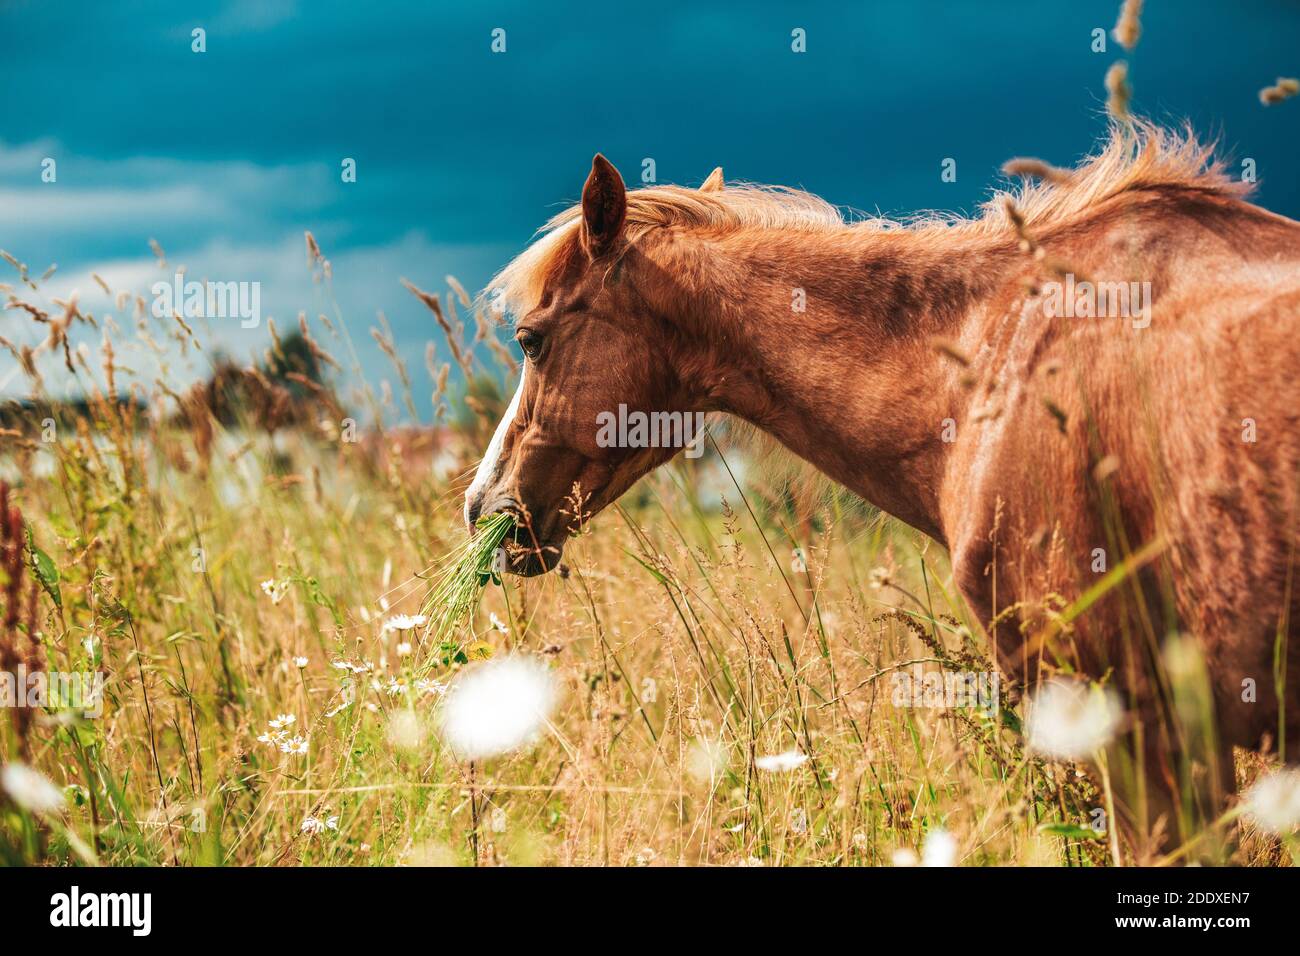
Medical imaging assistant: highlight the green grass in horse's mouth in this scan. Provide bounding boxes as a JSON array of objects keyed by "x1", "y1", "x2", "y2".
[{"x1": 419, "y1": 512, "x2": 514, "y2": 660}]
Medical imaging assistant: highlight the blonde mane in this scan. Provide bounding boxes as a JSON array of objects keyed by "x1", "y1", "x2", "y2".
[{"x1": 488, "y1": 120, "x2": 1246, "y2": 320}]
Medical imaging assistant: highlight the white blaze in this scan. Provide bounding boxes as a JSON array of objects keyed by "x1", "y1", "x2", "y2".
[{"x1": 465, "y1": 365, "x2": 527, "y2": 524}]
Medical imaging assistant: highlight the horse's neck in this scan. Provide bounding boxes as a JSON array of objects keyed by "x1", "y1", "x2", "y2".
[{"x1": 677, "y1": 227, "x2": 1014, "y2": 542}]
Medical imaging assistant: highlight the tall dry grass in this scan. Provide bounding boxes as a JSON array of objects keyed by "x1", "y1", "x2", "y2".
[{"x1": 0, "y1": 237, "x2": 1291, "y2": 867}]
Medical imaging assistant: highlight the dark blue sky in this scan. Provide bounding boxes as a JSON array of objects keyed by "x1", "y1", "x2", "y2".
[{"x1": 3, "y1": 0, "x2": 1298, "y2": 410}]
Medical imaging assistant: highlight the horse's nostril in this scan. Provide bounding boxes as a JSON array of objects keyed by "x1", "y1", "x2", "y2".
[{"x1": 465, "y1": 494, "x2": 483, "y2": 530}]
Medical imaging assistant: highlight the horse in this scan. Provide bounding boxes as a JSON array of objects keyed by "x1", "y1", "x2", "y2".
[{"x1": 464, "y1": 122, "x2": 1300, "y2": 856}]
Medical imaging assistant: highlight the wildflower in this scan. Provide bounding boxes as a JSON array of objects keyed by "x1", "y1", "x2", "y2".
[
  {"x1": 891, "y1": 847, "x2": 919, "y2": 867},
  {"x1": 301, "y1": 815, "x2": 338, "y2": 835},
  {"x1": 396, "y1": 642, "x2": 412, "y2": 657},
  {"x1": 331, "y1": 659, "x2": 374, "y2": 674},
  {"x1": 269, "y1": 713, "x2": 297, "y2": 729},
  {"x1": 416, "y1": 677, "x2": 447, "y2": 697},
  {"x1": 279, "y1": 735, "x2": 309, "y2": 755},
  {"x1": 383, "y1": 613, "x2": 427, "y2": 634},
  {"x1": 634, "y1": 847, "x2": 657, "y2": 866},
  {"x1": 293, "y1": 656, "x2": 309, "y2": 669},
  {"x1": 755, "y1": 749, "x2": 808, "y2": 773},
  {"x1": 489, "y1": 611, "x2": 508, "y2": 633},
  {"x1": 440, "y1": 656, "x2": 558, "y2": 760},
  {"x1": 1243, "y1": 769, "x2": 1300, "y2": 834},
  {"x1": 686, "y1": 738, "x2": 728, "y2": 785},
  {"x1": 921, "y1": 828, "x2": 957, "y2": 867},
  {"x1": 1026, "y1": 680, "x2": 1122, "y2": 760},
  {"x1": 1, "y1": 763, "x2": 65, "y2": 815},
  {"x1": 490, "y1": 806, "x2": 507, "y2": 833},
  {"x1": 867, "y1": 567, "x2": 891, "y2": 590},
  {"x1": 260, "y1": 579, "x2": 289, "y2": 605}
]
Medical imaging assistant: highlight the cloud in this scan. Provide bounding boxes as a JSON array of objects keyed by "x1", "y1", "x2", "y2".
[
  {"x1": 0, "y1": 185, "x2": 225, "y2": 228},
  {"x1": 0, "y1": 140, "x2": 335, "y2": 252}
]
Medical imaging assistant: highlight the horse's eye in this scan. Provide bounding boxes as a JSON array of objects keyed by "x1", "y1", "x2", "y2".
[{"x1": 517, "y1": 329, "x2": 544, "y2": 360}]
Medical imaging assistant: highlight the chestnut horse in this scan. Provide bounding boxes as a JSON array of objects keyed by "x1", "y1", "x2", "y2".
[{"x1": 466, "y1": 123, "x2": 1300, "y2": 853}]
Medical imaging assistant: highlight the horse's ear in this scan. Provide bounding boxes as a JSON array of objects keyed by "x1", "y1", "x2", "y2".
[
  {"x1": 581, "y1": 154, "x2": 627, "y2": 258},
  {"x1": 700, "y1": 167, "x2": 724, "y2": 192}
]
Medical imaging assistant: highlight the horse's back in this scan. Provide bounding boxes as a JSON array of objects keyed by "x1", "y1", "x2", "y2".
[{"x1": 943, "y1": 205, "x2": 1300, "y2": 747}]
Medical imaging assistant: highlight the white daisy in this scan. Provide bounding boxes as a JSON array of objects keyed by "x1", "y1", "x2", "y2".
[
  {"x1": 891, "y1": 846, "x2": 919, "y2": 867},
  {"x1": 260, "y1": 579, "x2": 289, "y2": 605},
  {"x1": 755, "y1": 749, "x2": 808, "y2": 773},
  {"x1": 331, "y1": 659, "x2": 374, "y2": 674},
  {"x1": 440, "y1": 656, "x2": 558, "y2": 760},
  {"x1": 1, "y1": 763, "x2": 65, "y2": 815},
  {"x1": 280, "y1": 735, "x2": 309, "y2": 755},
  {"x1": 383, "y1": 613, "x2": 427, "y2": 634},
  {"x1": 1026, "y1": 680, "x2": 1123, "y2": 760},
  {"x1": 1244, "y1": 768, "x2": 1300, "y2": 834},
  {"x1": 685, "y1": 738, "x2": 728, "y2": 784},
  {"x1": 921, "y1": 828, "x2": 957, "y2": 867},
  {"x1": 416, "y1": 678, "x2": 448, "y2": 697}
]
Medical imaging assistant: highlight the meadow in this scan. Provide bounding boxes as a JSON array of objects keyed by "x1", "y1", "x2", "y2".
[{"x1": 0, "y1": 238, "x2": 1291, "y2": 868}]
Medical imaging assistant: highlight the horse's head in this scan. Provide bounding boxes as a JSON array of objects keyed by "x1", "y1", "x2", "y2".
[{"x1": 465, "y1": 155, "x2": 722, "y2": 574}]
